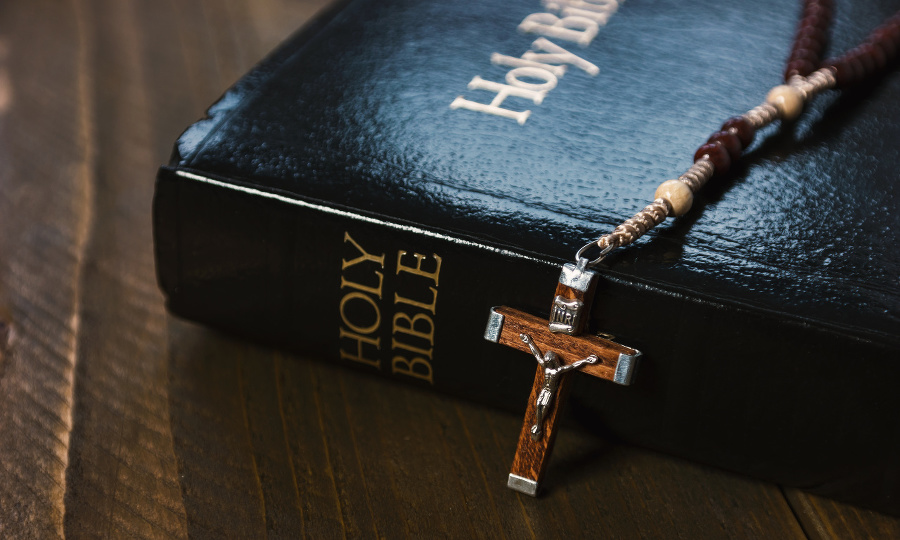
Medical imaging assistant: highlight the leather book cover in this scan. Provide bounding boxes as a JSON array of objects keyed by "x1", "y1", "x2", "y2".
[{"x1": 153, "y1": 0, "x2": 900, "y2": 513}]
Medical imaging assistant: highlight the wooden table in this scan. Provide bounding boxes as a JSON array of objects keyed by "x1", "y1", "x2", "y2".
[{"x1": 1, "y1": 1, "x2": 898, "y2": 537}]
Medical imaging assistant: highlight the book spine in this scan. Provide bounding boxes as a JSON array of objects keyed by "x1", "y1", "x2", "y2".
[{"x1": 153, "y1": 165, "x2": 566, "y2": 411}]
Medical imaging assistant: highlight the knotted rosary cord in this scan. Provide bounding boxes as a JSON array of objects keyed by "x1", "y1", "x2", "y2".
[{"x1": 592, "y1": 1, "x2": 900, "y2": 257}]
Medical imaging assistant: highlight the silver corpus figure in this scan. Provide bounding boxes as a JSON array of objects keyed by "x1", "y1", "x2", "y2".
[{"x1": 519, "y1": 333, "x2": 599, "y2": 441}]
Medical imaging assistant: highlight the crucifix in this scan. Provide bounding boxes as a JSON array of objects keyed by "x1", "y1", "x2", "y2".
[{"x1": 484, "y1": 260, "x2": 641, "y2": 496}]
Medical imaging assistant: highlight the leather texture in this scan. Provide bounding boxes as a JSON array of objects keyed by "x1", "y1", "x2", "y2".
[{"x1": 175, "y1": 0, "x2": 900, "y2": 346}]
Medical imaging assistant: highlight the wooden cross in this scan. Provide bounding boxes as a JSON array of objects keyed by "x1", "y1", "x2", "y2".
[{"x1": 484, "y1": 263, "x2": 641, "y2": 496}]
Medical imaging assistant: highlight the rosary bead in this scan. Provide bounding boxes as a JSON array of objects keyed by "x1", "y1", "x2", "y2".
[
  {"x1": 654, "y1": 180, "x2": 693, "y2": 217},
  {"x1": 882, "y1": 35, "x2": 898, "y2": 58},
  {"x1": 826, "y1": 12, "x2": 900, "y2": 88},
  {"x1": 784, "y1": 51, "x2": 816, "y2": 79},
  {"x1": 857, "y1": 46, "x2": 877, "y2": 75},
  {"x1": 785, "y1": 0, "x2": 833, "y2": 82},
  {"x1": 833, "y1": 57, "x2": 859, "y2": 87},
  {"x1": 721, "y1": 116, "x2": 755, "y2": 148},
  {"x1": 791, "y1": 47, "x2": 819, "y2": 64},
  {"x1": 694, "y1": 142, "x2": 730, "y2": 175},
  {"x1": 847, "y1": 55, "x2": 864, "y2": 80},
  {"x1": 799, "y1": 27, "x2": 828, "y2": 50},
  {"x1": 766, "y1": 84, "x2": 804, "y2": 120},
  {"x1": 870, "y1": 43, "x2": 888, "y2": 70},
  {"x1": 707, "y1": 130, "x2": 742, "y2": 161},
  {"x1": 878, "y1": 25, "x2": 900, "y2": 55},
  {"x1": 785, "y1": 59, "x2": 817, "y2": 80},
  {"x1": 870, "y1": 27, "x2": 889, "y2": 42},
  {"x1": 873, "y1": 38, "x2": 893, "y2": 59},
  {"x1": 800, "y1": 14, "x2": 827, "y2": 34},
  {"x1": 805, "y1": 2, "x2": 831, "y2": 20},
  {"x1": 794, "y1": 35, "x2": 822, "y2": 51}
]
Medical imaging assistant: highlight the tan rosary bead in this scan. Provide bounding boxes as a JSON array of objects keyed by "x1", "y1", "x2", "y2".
[
  {"x1": 766, "y1": 84, "x2": 805, "y2": 120},
  {"x1": 654, "y1": 179, "x2": 693, "y2": 217}
]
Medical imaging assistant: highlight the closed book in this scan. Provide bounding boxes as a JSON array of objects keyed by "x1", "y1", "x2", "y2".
[{"x1": 153, "y1": 0, "x2": 900, "y2": 514}]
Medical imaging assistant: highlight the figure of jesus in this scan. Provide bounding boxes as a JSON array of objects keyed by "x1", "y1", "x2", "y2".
[{"x1": 519, "y1": 333, "x2": 599, "y2": 441}]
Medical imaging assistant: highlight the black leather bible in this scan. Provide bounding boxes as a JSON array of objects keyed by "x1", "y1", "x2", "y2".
[{"x1": 153, "y1": 0, "x2": 900, "y2": 514}]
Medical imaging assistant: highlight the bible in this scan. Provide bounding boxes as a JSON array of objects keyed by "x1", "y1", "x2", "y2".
[{"x1": 153, "y1": 0, "x2": 900, "y2": 514}]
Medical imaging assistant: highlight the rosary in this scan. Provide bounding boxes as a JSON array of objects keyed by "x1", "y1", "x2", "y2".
[{"x1": 484, "y1": 0, "x2": 900, "y2": 496}]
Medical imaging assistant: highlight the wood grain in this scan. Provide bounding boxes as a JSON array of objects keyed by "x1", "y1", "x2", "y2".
[
  {"x1": 785, "y1": 489, "x2": 900, "y2": 540},
  {"x1": 0, "y1": 0, "x2": 899, "y2": 537},
  {"x1": 508, "y1": 367, "x2": 571, "y2": 493},
  {"x1": 494, "y1": 306, "x2": 636, "y2": 382},
  {"x1": 0, "y1": 1, "x2": 93, "y2": 537},
  {"x1": 60, "y1": 1, "x2": 189, "y2": 537}
]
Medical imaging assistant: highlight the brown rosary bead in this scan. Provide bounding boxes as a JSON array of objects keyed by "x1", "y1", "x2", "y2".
[
  {"x1": 790, "y1": 47, "x2": 819, "y2": 64},
  {"x1": 884, "y1": 32, "x2": 899, "y2": 57},
  {"x1": 805, "y1": 2, "x2": 831, "y2": 20},
  {"x1": 870, "y1": 43, "x2": 888, "y2": 69},
  {"x1": 799, "y1": 15, "x2": 827, "y2": 34},
  {"x1": 845, "y1": 54, "x2": 866, "y2": 82},
  {"x1": 827, "y1": 11, "x2": 900, "y2": 88},
  {"x1": 797, "y1": 26, "x2": 828, "y2": 48},
  {"x1": 707, "y1": 131, "x2": 742, "y2": 161},
  {"x1": 871, "y1": 25, "x2": 898, "y2": 48},
  {"x1": 801, "y1": 12, "x2": 830, "y2": 32},
  {"x1": 785, "y1": 59, "x2": 817, "y2": 80},
  {"x1": 843, "y1": 58, "x2": 864, "y2": 85},
  {"x1": 832, "y1": 58, "x2": 859, "y2": 87},
  {"x1": 784, "y1": 48, "x2": 821, "y2": 79},
  {"x1": 694, "y1": 142, "x2": 730, "y2": 175},
  {"x1": 785, "y1": 0, "x2": 833, "y2": 82},
  {"x1": 794, "y1": 36, "x2": 823, "y2": 53},
  {"x1": 721, "y1": 116, "x2": 755, "y2": 148},
  {"x1": 856, "y1": 46, "x2": 878, "y2": 75},
  {"x1": 874, "y1": 33, "x2": 898, "y2": 59}
]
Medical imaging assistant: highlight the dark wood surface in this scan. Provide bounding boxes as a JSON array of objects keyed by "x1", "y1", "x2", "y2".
[{"x1": 1, "y1": 1, "x2": 899, "y2": 538}]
